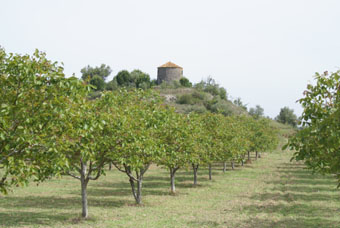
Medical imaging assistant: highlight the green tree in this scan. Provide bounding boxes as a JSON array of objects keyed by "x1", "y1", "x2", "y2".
[
  {"x1": 0, "y1": 49, "x2": 87, "y2": 194},
  {"x1": 60, "y1": 93, "x2": 119, "y2": 218},
  {"x1": 285, "y1": 71, "x2": 340, "y2": 187},
  {"x1": 80, "y1": 64, "x2": 112, "y2": 81},
  {"x1": 200, "y1": 113, "x2": 225, "y2": 180},
  {"x1": 249, "y1": 105, "x2": 264, "y2": 119},
  {"x1": 157, "y1": 110, "x2": 195, "y2": 193},
  {"x1": 108, "y1": 89, "x2": 166, "y2": 204},
  {"x1": 90, "y1": 75, "x2": 105, "y2": 91},
  {"x1": 130, "y1": 69, "x2": 151, "y2": 89},
  {"x1": 115, "y1": 70, "x2": 132, "y2": 87},
  {"x1": 221, "y1": 116, "x2": 251, "y2": 170},
  {"x1": 219, "y1": 87, "x2": 227, "y2": 100},
  {"x1": 194, "y1": 76, "x2": 228, "y2": 100},
  {"x1": 276, "y1": 106, "x2": 298, "y2": 127},
  {"x1": 188, "y1": 114, "x2": 211, "y2": 186},
  {"x1": 105, "y1": 78, "x2": 119, "y2": 91}
]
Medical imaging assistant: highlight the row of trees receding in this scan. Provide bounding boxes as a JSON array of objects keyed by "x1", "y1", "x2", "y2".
[{"x1": 0, "y1": 49, "x2": 279, "y2": 218}]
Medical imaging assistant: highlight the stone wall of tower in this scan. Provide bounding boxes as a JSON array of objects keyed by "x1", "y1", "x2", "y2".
[{"x1": 157, "y1": 67, "x2": 183, "y2": 84}]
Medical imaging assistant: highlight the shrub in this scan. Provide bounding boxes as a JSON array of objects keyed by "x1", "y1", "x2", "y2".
[
  {"x1": 106, "y1": 79, "x2": 119, "y2": 91},
  {"x1": 191, "y1": 91, "x2": 207, "y2": 101},
  {"x1": 185, "y1": 105, "x2": 207, "y2": 114},
  {"x1": 179, "y1": 77, "x2": 192, "y2": 87},
  {"x1": 177, "y1": 94, "x2": 195, "y2": 105},
  {"x1": 160, "y1": 81, "x2": 182, "y2": 89},
  {"x1": 90, "y1": 75, "x2": 105, "y2": 91}
]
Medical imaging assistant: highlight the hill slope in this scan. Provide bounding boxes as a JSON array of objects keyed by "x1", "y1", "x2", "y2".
[{"x1": 154, "y1": 86, "x2": 248, "y2": 116}]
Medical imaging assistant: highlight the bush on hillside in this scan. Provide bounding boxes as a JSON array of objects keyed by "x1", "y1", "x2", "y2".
[
  {"x1": 179, "y1": 77, "x2": 192, "y2": 87},
  {"x1": 194, "y1": 76, "x2": 228, "y2": 100},
  {"x1": 185, "y1": 104, "x2": 207, "y2": 114},
  {"x1": 177, "y1": 94, "x2": 196, "y2": 105},
  {"x1": 160, "y1": 81, "x2": 182, "y2": 89}
]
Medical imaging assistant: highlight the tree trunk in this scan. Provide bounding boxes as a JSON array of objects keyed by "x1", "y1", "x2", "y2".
[
  {"x1": 208, "y1": 164, "x2": 212, "y2": 180},
  {"x1": 129, "y1": 177, "x2": 138, "y2": 203},
  {"x1": 170, "y1": 167, "x2": 178, "y2": 194},
  {"x1": 241, "y1": 160, "x2": 244, "y2": 166},
  {"x1": 123, "y1": 164, "x2": 150, "y2": 205},
  {"x1": 231, "y1": 161, "x2": 234, "y2": 170},
  {"x1": 255, "y1": 151, "x2": 258, "y2": 160},
  {"x1": 136, "y1": 178, "x2": 142, "y2": 204},
  {"x1": 223, "y1": 162, "x2": 227, "y2": 173},
  {"x1": 80, "y1": 161, "x2": 89, "y2": 218},
  {"x1": 248, "y1": 151, "x2": 250, "y2": 161},
  {"x1": 192, "y1": 164, "x2": 199, "y2": 186},
  {"x1": 109, "y1": 162, "x2": 112, "y2": 171}
]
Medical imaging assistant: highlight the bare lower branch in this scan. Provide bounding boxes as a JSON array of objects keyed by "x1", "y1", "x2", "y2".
[
  {"x1": 67, "y1": 172, "x2": 81, "y2": 180},
  {"x1": 88, "y1": 166, "x2": 102, "y2": 181},
  {"x1": 112, "y1": 162, "x2": 126, "y2": 173},
  {"x1": 112, "y1": 163, "x2": 138, "y2": 181},
  {"x1": 87, "y1": 161, "x2": 93, "y2": 179},
  {"x1": 124, "y1": 164, "x2": 138, "y2": 182}
]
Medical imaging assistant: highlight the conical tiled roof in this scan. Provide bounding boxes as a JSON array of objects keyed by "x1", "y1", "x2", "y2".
[{"x1": 158, "y1": 61, "x2": 182, "y2": 69}]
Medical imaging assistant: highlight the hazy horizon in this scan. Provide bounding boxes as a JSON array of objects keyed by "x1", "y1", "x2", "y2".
[{"x1": 2, "y1": 0, "x2": 340, "y2": 118}]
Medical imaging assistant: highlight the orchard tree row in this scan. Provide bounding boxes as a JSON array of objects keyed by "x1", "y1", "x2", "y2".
[{"x1": 0, "y1": 49, "x2": 278, "y2": 218}]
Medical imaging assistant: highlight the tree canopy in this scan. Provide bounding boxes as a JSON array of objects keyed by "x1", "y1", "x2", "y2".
[
  {"x1": 276, "y1": 106, "x2": 298, "y2": 127},
  {"x1": 80, "y1": 64, "x2": 112, "y2": 81},
  {"x1": 0, "y1": 49, "x2": 88, "y2": 194},
  {"x1": 285, "y1": 71, "x2": 340, "y2": 187},
  {"x1": 249, "y1": 105, "x2": 264, "y2": 119}
]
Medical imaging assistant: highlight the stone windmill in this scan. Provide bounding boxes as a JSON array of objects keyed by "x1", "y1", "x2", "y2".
[{"x1": 157, "y1": 61, "x2": 183, "y2": 84}]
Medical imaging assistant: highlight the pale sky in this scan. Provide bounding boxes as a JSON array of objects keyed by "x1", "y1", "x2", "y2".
[{"x1": 1, "y1": 0, "x2": 340, "y2": 118}]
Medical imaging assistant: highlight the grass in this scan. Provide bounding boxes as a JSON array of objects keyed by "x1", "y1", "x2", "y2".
[{"x1": 1, "y1": 150, "x2": 339, "y2": 227}]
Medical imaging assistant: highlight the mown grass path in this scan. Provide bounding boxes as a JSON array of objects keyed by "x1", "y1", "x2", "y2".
[{"x1": 1, "y1": 151, "x2": 339, "y2": 227}]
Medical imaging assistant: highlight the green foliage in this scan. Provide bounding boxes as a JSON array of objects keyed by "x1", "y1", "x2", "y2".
[
  {"x1": 80, "y1": 64, "x2": 112, "y2": 81},
  {"x1": 194, "y1": 76, "x2": 228, "y2": 100},
  {"x1": 157, "y1": 110, "x2": 196, "y2": 169},
  {"x1": 89, "y1": 75, "x2": 105, "y2": 91},
  {"x1": 275, "y1": 106, "x2": 298, "y2": 127},
  {"x1": 114, "y1": 69, "x2": 152, "y2": 89},
  {"x1": 177, "y1": 94, "x2": 196, "y2": 105},
  {"x1": 249, "y1": 105, "x2": 264, "y2": 119},
  {"x1": 108, "y1": 89, "x2": 166, "y2": 168},
  {"x1": 191, "y1": 91, "x2": 207, "y2": 100},
  {"x1": 0, "y1": 49, "x2": 89, "y2": 194},
  {"x1": 179, "y1": 77, "x2": 192, "y2": 87},
  {"x1": 0, "y1": 47, "x2": 280, "y2": 205},
  {"x1": 206, "y1": 98, "x2": 233, "y2": 116},
  {"x1": 286, "y1": 71, "x2": 340, "y2": 187},
  {"x1": 247, "y1": 117, "x2": 279, "y2": 154},
  {"x1": 105, "y1": 78, "x2": 119, "y2": 91},
  {"x1": 185, "y1": 105, "x2": 207, "y2": 114},
  {"x1": 219, "y1": 87, "x2": 227, "y2": 100},
  {"x1": 130, "y1": 69, "x2": 151, "y2": 89},
  {"x1": 160, "y1": 80, "x2": 182, "y2": 89},
  {"x1": 176, "y1": 91, "x2": 208, "y2": 107},
  {"x1": 175, "y1": 90, "x2": 243, "y2": 117},
  {"x1": 115, "y1": 70, "x2": 132, "y2": 87},
  {"x1": 233, "y1": 97, "x2": 247, "y2": 111},
  {"x1": 150, "y1": 79, "x2": 158, "y2": 87}
]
